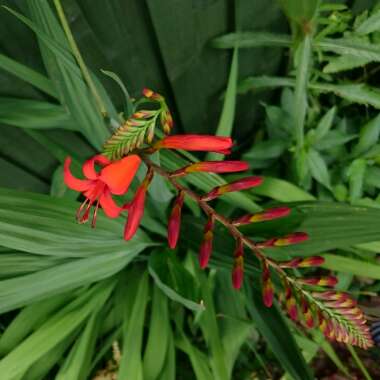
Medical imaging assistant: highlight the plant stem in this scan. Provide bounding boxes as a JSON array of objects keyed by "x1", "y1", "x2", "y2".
[{"x1": 53, "y1": 0, "x2": 107, "y2": 117}]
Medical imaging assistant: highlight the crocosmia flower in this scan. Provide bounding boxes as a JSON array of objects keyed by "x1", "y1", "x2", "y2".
[
  {"x1": 64, "y1": 154, "x2": 141, "y2": 226},
  {"x1": 154, "y1": 134, "x2": 233, "y2": 154}
]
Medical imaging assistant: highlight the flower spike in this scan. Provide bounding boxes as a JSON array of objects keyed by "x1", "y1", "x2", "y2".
[
  {"x1": 167, "y1": 191, "x2": 185, "y2": 249},
  {"x1": 124, "y1": 169, "x2": 154, "y2": 241},
  {"x1": 201, "y1": 176, "x2": 263, "y2": 201},
  {"x1": 199, "y1": 216, "x2": 215, "y2": 269}
]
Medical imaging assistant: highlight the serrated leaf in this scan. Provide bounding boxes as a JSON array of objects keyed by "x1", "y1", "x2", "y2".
[
  {"x1": 356, "y1": 9, "x2": 380, "y2": 35},
  {"x1": 347, "y1": 159, "x2": 367, "y2": 202},
  {"x1": 352, "y1": 114, "x2": 380, "y2": 157},
  {"x1": 307, "y1": 148, "x2": 331, "y2": 189},
  {"x1": 312, "y1": 106, "x2": 336, "y2": 143}
]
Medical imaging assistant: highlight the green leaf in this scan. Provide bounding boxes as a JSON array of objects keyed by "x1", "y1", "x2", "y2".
[
  {"x1": 312, "y1": 106, "x2": 336, "y2": 143},
  {"x1": 143, "y1": 286, "x2": 169, "y2": 380},
  {"x1": 148, "y1": 249, "x2": 204, "y2": 312},
  {"x1": 352, "y1": 114, "x2": 380, "y2": 156},
  {"x1": 356, "y1": 9, "x2": 380, "y2": 35},
  {"x1": 0, "y1": 188, "x2": 151, "y2": 258},
  {"x1": 237, "y1": 76, "x2": 380, "y2": 109},
  {"x1": 118, "y1": 271, "x2": 149, "y2": 380},
  {"x1": 307, "y1": 148, "x2": 331, "y2": 189},
  {"x1": 322, "y1": 254, "x2": 380, "y2": 279},
  {"x1": 0, "y1": 280, "x2": 115, "y2": 379},
  {"x1": 279, "y1": 0, "x2": 319, "y2": 24},
  {"x1": 0, "y1": 97, "x2": 75, "y2": 130},
  {"x1": 318, "y1": 131, "x2": 357, "y2": 150},
  {"x1": 251, "y1": 176, "x2": 315, "y2": 202},
  {"x1": 101, "y1": 69, "x2": 134, "y2": 117},
  {"x1": 347, "y1": 159, "x2": 367, "y2": 202},
  {"x1": 0, "y1": 53, "x2": 56, "y2": 97},
  {"x1": 207, "y1": 47, "x2": 238, "y2": 161}
]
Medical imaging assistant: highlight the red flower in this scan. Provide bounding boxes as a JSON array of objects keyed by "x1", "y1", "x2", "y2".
[
  {"x1": 233, "y1": 207, "x2": 291, "y2": 226},
  {"x1": 64, "y1": 154, "x2": 141, "y2": 226},
  {"x1": 124, "y1": 169, "x2": 154, "y2": 241},
  {"x1": 154, "y1": 135, "x2": 233, "y2": 154}
]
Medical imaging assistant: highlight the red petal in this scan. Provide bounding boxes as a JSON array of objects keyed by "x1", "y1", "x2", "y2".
[
  {"x1": 100, "y1": 155, "x2": 141, "y2": 195},
  {"x1": 99, "y1": 189, "x2": 123, "y2": 218},
  {"x1": 63, "y1": 157, "x2": 92, "y2": 192},
  {"x1": 82, "y1": 155, "x2": 110, "y2": 180}
]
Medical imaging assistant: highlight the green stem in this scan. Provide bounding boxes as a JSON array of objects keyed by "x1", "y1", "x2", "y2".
[
  {"x1": 53, "y1": 0, "x2": 107, "y2": 116},
  {"x1": 347, "y1": 345, "x2": 373, "y2": 380}
]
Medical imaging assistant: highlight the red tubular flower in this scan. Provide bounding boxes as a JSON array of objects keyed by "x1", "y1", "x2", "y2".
[
  {"x1": 124, "y1": 169, "x2": 154, "y2": 241},
  {"x1": 171, "y1": 161, "x2": 249, "y2": 177},
  {"x1": 64, "y1": 155, "x2": 141, "y2": 227},
  {"x1": 202, "y1": 176, "x2": 263, "y2": 201},
  {"x1": 199, "y1": 216, "x2": 215, "y2": 269},
  {"x1": 232, "y1": 239, "x2": 244, "y2": 290},
  {"x1": 154, "y1": 135, "x2": 233, "y2": 154},
  {"x1": 262, "y1": 262, "x2": 274, "y2": 307},
  {"x1": 167, "y1": 191, "x2": 185, "y2": 249},
  {"x1": 233, "y1": 207, "x2": 291, "y2": 226}
]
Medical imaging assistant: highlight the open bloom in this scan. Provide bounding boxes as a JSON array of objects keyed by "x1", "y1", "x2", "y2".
[
  {"x1": 64, "y1": 154, "x2": 141, "y2": 226},
  {"x1": 154, "y1": 135, "x2": 233, "y2": 154}
]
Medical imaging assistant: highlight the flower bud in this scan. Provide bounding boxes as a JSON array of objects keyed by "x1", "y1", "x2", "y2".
[
  {"x1": 167, "y1": 191, "x2": 185, "y2": 249},
  {"x1": 202, "y1": 176, "x2": 263, "y2": 201},
  {"x1": 231, "y1": 240, "x2": 244, "y2": 290},
  {"x1": 279, "y1": 256, "x2": 325, "y2": 268},
  {"x1": 199, "y1": 216, "x2": 215, "y2": 269},
  {"x1": 262, "y1": 262, "x2": 274, "y2": 307},
  {"x1": 154, "y1": 135, "x2": 233, "y2": 154},
  {"x1": 124, "y1": 169, "x2": 154, "y2": 241},
  {"x1": 233, "y1": 207, "x2": 291, "y2": 226}
]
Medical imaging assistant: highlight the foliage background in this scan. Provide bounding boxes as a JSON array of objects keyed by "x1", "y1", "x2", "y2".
[{"x1": 0, "y1": 0, "x2": 380, "y2": 379}]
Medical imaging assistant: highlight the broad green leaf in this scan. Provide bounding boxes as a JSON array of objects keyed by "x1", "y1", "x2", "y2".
[
  {"x1": 207, "y1": 47, "x2": 238, "y2": 161},
  {"x1": 0, "y1": 280, "x2": 115, "y2": 379},
  {"x1": 322, "y1": 254, "x2": 380, "y2": 279},
  {"x1": 251, "y1": 176, "x2": 315, "y2": 202},
  {"x1": 307, "y1": 148, "x2": 331, "y2": 189},
  {"x1": 318, "y1": 131, "x2": 357, "y2": 150},
  {"x1": 0, "y1": 97, "x2": 74, "y2": 130},
  {"x1": 158, "y1": 328, "x2": 176, "y2": 380},
  {"x1": 0, "y1": 53, "x2": 56, "y2": 97},
  {"x1": 118, "y1": 271, "x2": 149, "y2": 380},
  {"x1": 0, "y1": 188, "x2": 151, "y2": 258},
  {"x1": 0, "y1": 293, "x2": 72, "y2": 355},
  {"x1": 148, "y1": 249, "x2": 204, "y2": 312},
  {"x1": 143, "y1": 286, "x2": 169, "y2": 380}
]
